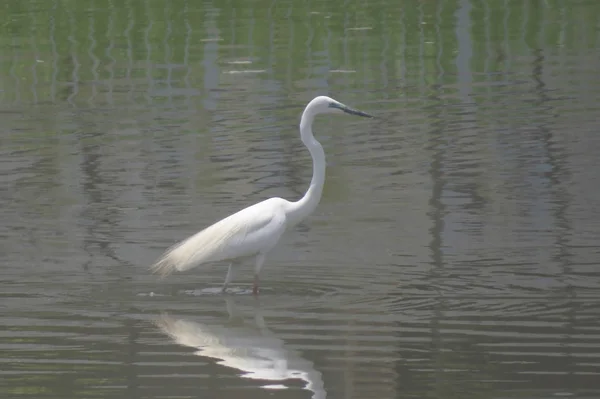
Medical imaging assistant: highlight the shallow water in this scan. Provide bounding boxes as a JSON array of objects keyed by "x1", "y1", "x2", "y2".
[{"x1": 2, "y1": 1, "x2": 600, "y2": 398}]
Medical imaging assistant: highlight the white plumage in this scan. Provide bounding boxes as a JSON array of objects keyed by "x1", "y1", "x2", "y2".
[
  {"x1": 152, "y1": 198, "x2": 287, "y2": 275},
  {"x1": 150, "y1": 96, "x2": 372, "y2": 294},
  {"x1": 155, "y1": 298, "x2": 326, "y2": 398}
]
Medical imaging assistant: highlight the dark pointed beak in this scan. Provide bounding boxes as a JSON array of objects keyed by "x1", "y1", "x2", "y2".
[{"x1": 342, "y1": 106, "x2": 373, "y2": 118}]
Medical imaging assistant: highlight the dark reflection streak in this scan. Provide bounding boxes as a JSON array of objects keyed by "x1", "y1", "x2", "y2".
[
  {"x1": 202, "y1": 5, "x2": 219, "y2": 113},
  {"x1": 229, "y1": 0, "x2": 235, "y2": 57},
  {"x1": 106, "y1": 0, "x2": 115, "y2": 105},
  {"x1": 268, "y1": 1, "x2": 285, "y2": 197},
  {"x1": 57, "y1": 11, "x2": 76, "y2": 103},
  {"x1": 28, "y1": 2, "x2": 39, "y2": 104},
  {"x1": 286, "y1": 3, "x2": 293, "y2": 91},
  {"x1": 342, "y1": 0, "x2": 349, "y2": 74},
  {"x1": 455, "y1": 0, "x2": 485, "y2": 211},
  {"x1": 380, "y1": 10, "x2": 389, "y2": 93},
  {"x1": 88, "y1": 6, "x2": 99, "y2": 106},
  {"x1": 52, "y1": 7, "x2": 74, "y2": 104},
  {"x1": 9, "y1": 26, "x2": 20, "y2": 104},
  {"x1": 435, "y1": 0, "x2": 443, "y2": 82},
  {"x1": 483, "y1": 0, "x2": 491, "y2": 90},
  {"x1": 183, "y1": 0, "x2": 191, "y2": 107},
  {"x1": 144, "y1": 0, "x2": 153, "y2": 105},
  {"x1": 306, "y1": 1, "x2": 314, "y2": 84},
  {"x1": 427, "y1": 0, "x2": 447, "y2": 391},
  {"x1": 503, "y1": 0, "x2": 510, "y2": 76},
  {"x1": 77, "y1": 2, "x2": 126, "y2": 273},
  {"x1": 528, "y1": 1, "x2": 576, "y2": 390},
  {"x1": 399, "y1": 2, "x2": 406, "y2": 84},
  {"x1": 50, "y1": 0, "x2": 58, "y2": 102},
  {"x1": 324, "y1": 3, "x2": 332, "y2": 81},
  {"x1": 360, "y1": 5, "x2": 367, "y2": 89},
  {"x1": 249, "y1": 0, "x2": 255, "y2": 58},
  {"x1": 164, "y1": 0, "x2": 173, "y2": 108},
  {"x1": 126, "y1": 0, "x2": 134, "y2": 104},
  {"x1": 557, "y1": 5, "x2": 567, "y2": 80},
  {"x1": 417, "y1": 1, "x2": 425, "y2": 97}
]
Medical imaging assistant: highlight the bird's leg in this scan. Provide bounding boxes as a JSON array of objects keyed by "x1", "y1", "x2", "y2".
[
  {"x1": 252, "y1": 253, "x2": 266, "y2": 295},
  {"x1": 222, "y1": 262, "x2": 235, "y2": 293}
]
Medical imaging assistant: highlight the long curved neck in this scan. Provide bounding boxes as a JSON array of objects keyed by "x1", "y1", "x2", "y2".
[{"x1": 286, "y1": 113, "x2": 326, "y2": 227}]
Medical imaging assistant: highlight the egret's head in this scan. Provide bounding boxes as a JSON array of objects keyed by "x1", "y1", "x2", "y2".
[{"x1": 305, "y1": 96, "x2": 373, "y2": 119}]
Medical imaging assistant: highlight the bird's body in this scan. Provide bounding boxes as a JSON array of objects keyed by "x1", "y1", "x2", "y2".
[
  {"x1": 151, "y1": 96, "x2": 372, "y2": 294},
  {"x1": 152, "y1": 198, "x2": 288, "y2": 275}
]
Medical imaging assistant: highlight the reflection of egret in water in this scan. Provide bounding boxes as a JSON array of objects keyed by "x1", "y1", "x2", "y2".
[{"x1": 154, "y1": 297, "x2": 326, "y2": 398}]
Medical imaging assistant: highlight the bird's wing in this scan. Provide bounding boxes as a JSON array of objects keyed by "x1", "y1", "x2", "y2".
[{"x1": 151, "y1": 198, "x2": 288, "y2": 277}]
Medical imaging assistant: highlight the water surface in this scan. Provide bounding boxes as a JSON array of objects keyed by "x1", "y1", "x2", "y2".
[{"x1": 2, "y1": 1, "x2": 600, "y2": 398}]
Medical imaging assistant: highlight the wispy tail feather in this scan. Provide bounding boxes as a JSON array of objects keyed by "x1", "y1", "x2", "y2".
[
  {"x1": 150, "y1": 216, "x2": 243, "y2": 278},
  {"x1": 149, "y1": 238, "x2": 193, "y2": 278},
  {"x1": 151, "y1": 245, "x2": 194, "y2": 278},
  {"x1": 149, "y1": 232, "x2": 213, "y2": 278},
  {"x1": 150, "y1": 252, "x2": 178, "y2": 278}
]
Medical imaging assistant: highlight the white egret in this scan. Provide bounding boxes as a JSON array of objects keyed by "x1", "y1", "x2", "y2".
[{"x1": 150, "y1": 96, "x2": 372, "y2": 294}]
